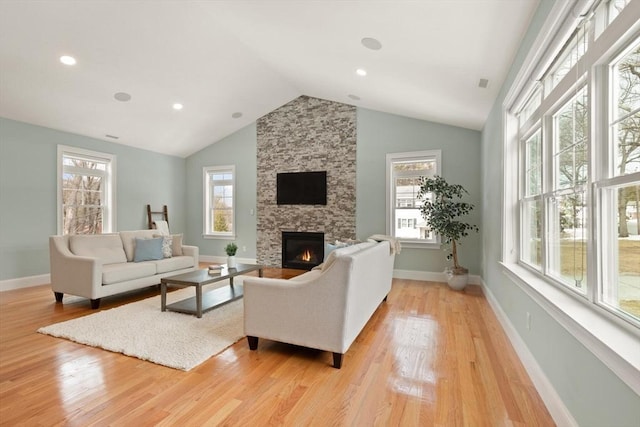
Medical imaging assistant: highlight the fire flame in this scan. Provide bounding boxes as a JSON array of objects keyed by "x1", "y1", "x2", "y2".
[{"x1": 301, "y1": 250, "x2": 312, "y2": 262}]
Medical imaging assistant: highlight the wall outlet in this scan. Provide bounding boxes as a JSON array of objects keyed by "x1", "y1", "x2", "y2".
[
  {"x1": 526, "y1": 312, "x2": 531, "y2": 330},
  {"x1": 242, "y1": 246, "x2": 246, "y2": 252}
]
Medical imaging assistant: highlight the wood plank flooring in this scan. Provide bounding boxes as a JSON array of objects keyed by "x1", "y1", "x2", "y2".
[{"x1": 0, "y1": 268, "x2": 554, "y2": 426}]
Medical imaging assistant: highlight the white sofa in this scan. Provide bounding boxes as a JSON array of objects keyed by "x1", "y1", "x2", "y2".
[
  {"x1": 49, "y1": 230, "x2": 198, "y2": 309},
  {"x1": 243, "y1": 240, "x2": 395, "y2": 368}
]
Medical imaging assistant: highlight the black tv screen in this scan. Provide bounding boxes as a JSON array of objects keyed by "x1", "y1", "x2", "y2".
[{"x1": 277, "y1": 171, "x2": 327, "y2": 205}]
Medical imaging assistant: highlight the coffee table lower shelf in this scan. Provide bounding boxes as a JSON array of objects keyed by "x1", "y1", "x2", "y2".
[{"x1": 164, "y1": 284, "x2": 243, "y2": 317}]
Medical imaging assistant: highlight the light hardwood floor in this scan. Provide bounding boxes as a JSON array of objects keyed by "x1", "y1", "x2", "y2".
[{"x1": 0, "y1": 269, "x2": 554, "y2": 426}]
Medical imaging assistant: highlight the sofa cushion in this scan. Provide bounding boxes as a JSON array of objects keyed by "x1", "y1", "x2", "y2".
[
  {"x1": 322, "y1": 242, "x2": 376, "y2": 271},
  {"x1": 134, "y1": 237, "x2": 164, "y2": 262},
  {"x1": 69, "y1": 234, "x2": 127, "y2": 265},
  {"x1": 102, "y1": 262, "x2": 157, "y2": 285},
  {"x1": 120, "y1": 230, "x2": 157, "y2": 261},
  {"x1": 152, "y1": 256, "x2": 194, "y2": 274},
  {"x1": 171, "y1": 234, "x2": 184, "y2": 256}
]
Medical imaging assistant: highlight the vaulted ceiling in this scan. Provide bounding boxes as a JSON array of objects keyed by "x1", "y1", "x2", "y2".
[{"x1": 0, "y1": 1, "x2": 539, "y2": 157}]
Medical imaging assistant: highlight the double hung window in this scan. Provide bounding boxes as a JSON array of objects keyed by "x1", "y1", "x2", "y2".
[
  {"x1": 386, "y1": 150, "x2": 441, "y2": 247},
  {"x1": 511, "y1": 0, "x2": 639, "y2": 327},
  {"x1": 58, "y1": 145, "x2": 115, "y2": 235},
  {"x1": 203, "y1": 165, "x2": 235, "y2": 238}
]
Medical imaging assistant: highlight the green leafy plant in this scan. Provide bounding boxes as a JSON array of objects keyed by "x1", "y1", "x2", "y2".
[
  {"x1": 418, "y1": 175, "x2": 478, "y2": 274},
  {"x1": 225, "y1": 242, "x2": 238, "y2": 256}
]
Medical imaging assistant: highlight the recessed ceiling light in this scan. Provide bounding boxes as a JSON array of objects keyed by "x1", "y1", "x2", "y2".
[
  {"x1": 114, "y1": 92, "x2": 131, "y2": 102},
  {"x1": 361, "y1": 37, "x2": 382, "y2": 50},
  {"x1": 232, "y1": 112, "x2": 242, "y2": 119},
  {"x1": 60, "y1": 55, "x2": 76, "y2": 66},
  {"x1": 356, "y1": 68, "x2": 367, "y2": 77},
  {"x1": 348, "y1": 94, "x2": 361, "y2": 101},
  {"x1": 172, "y1": 103, "x2": 183, "y2": 110}
]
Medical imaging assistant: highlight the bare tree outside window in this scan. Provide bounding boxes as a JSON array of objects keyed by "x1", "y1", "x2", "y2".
[{"x1": 59, "y1": 148, "x2": 114, "y2": 236}]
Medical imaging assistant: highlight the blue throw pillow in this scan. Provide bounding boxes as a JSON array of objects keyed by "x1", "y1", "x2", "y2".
[
  {"x1": 324, "y1": 243, "x2": 337, "y2": 261},
  {"x1": 134, "y1": 237, "x2": 164, "y2": 262}
]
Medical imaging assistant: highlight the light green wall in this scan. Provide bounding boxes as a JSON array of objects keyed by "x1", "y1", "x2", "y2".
[
  {"x1": 185, "y1": 123, "x2": 258, "y2": 260},
  {"x1": 481, "y1": 1, "x2": 640, "y2": 425},
  {"x1": 0, "y1": 117, "x2": 187, "y2": 280},
  {"x1": 356, "y1": 108, "x2": 482, "y2": 274},
  {"x1": 183, "y1": 108, "x2": 482, "y2": 275}
]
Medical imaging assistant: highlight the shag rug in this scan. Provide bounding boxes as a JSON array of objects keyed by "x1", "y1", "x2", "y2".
[{"x1": 38, "y1": 279, "x2": 245, "y2": 371}]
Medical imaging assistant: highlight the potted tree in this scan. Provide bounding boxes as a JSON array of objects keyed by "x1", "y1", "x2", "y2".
[
  {"x1": 225, "y1": 242, "x2": 238, "y2": 268},
  {"x1": 418, "y1": 175, "x2": 478, "y2": 290}
]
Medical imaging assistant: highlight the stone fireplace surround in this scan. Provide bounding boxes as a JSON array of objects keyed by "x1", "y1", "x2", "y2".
[{"x1": 256, "y1": 96, "x2": 357, "y2": 267}]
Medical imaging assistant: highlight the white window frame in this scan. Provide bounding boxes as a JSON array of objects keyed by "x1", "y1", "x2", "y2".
[
  {"x1": 57, "y1": 145, "x2": 116, "y2": 235},
  {"x1": 385, "y1": 150, "x2": 441, "y2": 249},
  {"x1": 502, "y1": 0, "x2": 640, "y2": 395},
  {"x1": 203, "y1": 165, "x2": 236, "y2": 239}
]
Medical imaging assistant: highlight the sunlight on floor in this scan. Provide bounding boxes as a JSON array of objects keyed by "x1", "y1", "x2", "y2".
[
  {"x1": 391, "y1": 315, "x2": 438, "y2": 401},
  {"x1": 55, "y1": 351, "x2": 105, "y2": 409}
]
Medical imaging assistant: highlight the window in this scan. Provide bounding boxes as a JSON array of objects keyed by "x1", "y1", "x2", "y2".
[
  {"x1": 607, "y1": 0, "x2": 632, "y2": 24},
  {"x1": 598, "y1": 41, "x2": 640, "y2": 319},
  {"x1": 386, "y1": 150, "x2": 441, "y2": 247},
  {"x1": 203, "y1": 165, "x2": 235, "y2": 238},
  {"x1": 509, "y1": 5, "x2": 640, "y2": 329},
  {"x1": 520, "y1": 128, "x2": 542, "y2": 268},
  {"x1": 57, "y1": 146, "x2": 115, "y2": 235}
]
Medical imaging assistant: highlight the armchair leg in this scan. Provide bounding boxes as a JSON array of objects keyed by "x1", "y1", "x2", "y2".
[
  {"x1": 54, "y1": 292, "x2": 63, "y2": 303},
  {"x1": 332, "y1": 353, "x2": 343, "y2": 369},
  {"x1": 90, "y1": 299, "x2": 101, "y2": 309},
  {"x1": 247, "y1": 336, "x2": 258, "y2": 350},
  {"x1": 383, "y1": 294, "x2": 388, "y2": 302}
]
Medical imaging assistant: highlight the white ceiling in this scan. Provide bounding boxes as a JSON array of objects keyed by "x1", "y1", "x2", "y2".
[{"x1": 0, "y1": 0, "x2": 539, "y2": 158}]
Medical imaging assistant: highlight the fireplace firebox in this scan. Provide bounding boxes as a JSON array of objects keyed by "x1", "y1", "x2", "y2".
[{"x1": 282, "y1": 231, "x2": 324, "y2": 270}]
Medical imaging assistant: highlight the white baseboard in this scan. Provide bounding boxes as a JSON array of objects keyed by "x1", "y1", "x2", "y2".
[
  {"x1": 479, "y1": 279, "x2": 577, "y2": 427},
  {"x1": 392, "y1": 269, "x2": 482, "y2": 285},
  {"x1": 0, "y1": 274, "x2": 51, "y2": 292}
]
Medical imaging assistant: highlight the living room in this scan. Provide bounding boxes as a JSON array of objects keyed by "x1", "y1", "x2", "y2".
[{"x1": 1, "y1": 1, "x2": 639, "y2": 426}]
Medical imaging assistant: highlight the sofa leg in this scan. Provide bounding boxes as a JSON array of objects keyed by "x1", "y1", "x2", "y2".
[
  {"x1": 54, "y1": 292, "x2": 63, "y2": 303},
  {"x1": 332, "y1": 353, "x2": 343, "y2": 369},
  {"x1": 90, "y1": 299, "x2": 101, "y2": 309},
  {"x1": 247, "y1": 336, "x2": 258, "y2": 350}
]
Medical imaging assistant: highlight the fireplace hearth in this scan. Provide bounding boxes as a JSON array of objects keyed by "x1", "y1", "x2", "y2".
[{"x1": 282, "y1": 231, "x2": 324, "y2": 270}]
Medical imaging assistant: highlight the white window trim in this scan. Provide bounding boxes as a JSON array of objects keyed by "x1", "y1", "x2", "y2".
[
  {"x1": 502, "y1": 0, "x2": 640, "y2": 395},
  {"x1": 57, "y1": 145, "x2": 116, "y2": 235},
  {"x1": 203, "y1": 165, "x2": 236, "y2": 239},
  {"x1": 385, "y1": 149, "x2": 441, "y2": 249}
]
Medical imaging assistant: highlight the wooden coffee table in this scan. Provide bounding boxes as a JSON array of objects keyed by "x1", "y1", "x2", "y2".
[{"x1": 160, "y1": 263, "x2": 263, "y2": 318}]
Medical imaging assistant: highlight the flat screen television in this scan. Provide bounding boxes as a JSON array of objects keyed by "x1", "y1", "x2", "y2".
[{"x1": 277, "y1": 171, "x2": 327, "y2": 205}]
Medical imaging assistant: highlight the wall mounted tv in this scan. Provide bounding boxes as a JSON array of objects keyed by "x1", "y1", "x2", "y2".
[{"x1": 277, "y1": 171, "x2": 327, "y2": 205}]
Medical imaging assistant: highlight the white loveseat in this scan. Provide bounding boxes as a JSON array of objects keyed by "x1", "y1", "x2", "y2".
[
  {"x1": 49, "y1": 230, "x2": 198, "y2": 309},
  {"x1": 243, "y1": 240, "x2": 395, "y2": 368}
]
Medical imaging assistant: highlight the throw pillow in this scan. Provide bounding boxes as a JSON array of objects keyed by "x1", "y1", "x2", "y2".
[
  {"x1": 324, "y1": 243, "x2": 337, "y2": 261},
  {"x1": 133, "y1": 237, "x2": 164, "y2": 262},
  {"x1": 171, "y1": 234, "x2": 183, "y2": 256},
  {"x1": 154, "y1": 234, "x2": 173, "y2": 258}
]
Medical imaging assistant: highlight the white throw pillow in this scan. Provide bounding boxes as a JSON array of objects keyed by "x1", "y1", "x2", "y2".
[{"x1": 154, "y1": 234, "x2": 173, "y2": 258}]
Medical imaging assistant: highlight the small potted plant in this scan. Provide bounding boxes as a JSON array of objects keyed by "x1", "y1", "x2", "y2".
[
  {"x1": 225, "y1": 242, "x2": 238, "y2": 268},
  {"x1": 418, "y1": 175, "x2": 478, "y2": 290}
]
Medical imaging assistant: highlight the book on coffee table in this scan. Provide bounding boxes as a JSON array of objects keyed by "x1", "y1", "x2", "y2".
[{"x1": 208, "y1": 264, "x2": 223, "y2": 274}]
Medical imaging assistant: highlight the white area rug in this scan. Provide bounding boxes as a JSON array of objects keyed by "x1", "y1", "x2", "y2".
[{"x1": 38, "y1": 279, "x2": 245, "y2": 371}]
